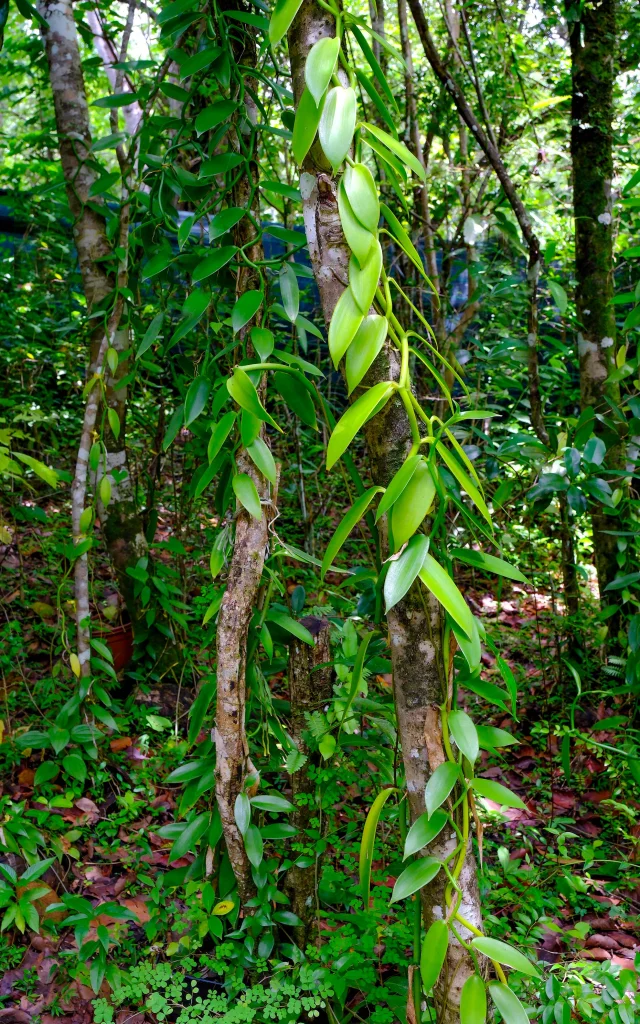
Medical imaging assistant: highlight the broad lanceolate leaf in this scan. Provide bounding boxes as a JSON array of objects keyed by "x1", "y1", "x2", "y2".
[
  {"x1": 279, "y1": 263, "x2": 299, "y2": 322},
  {"x1": 338, "y1": 179, "x2": 376, "y2": 266},
  {"x1": 266, "y1": 609, "x2": 314, "y2": 645},
  {"x1": 384, "y1": 534, "x2": 429, "y2": 612},
  {"x1": 321, "y1": 486, "x2": 383, "y2": 578},
  {"x1": 233, "y1": 473, "x2": 262, "y2": 520},
  {"x1": 328, "y1": 286, "x2": 364, "y2": 368},
  {"x1": 450, "y1": 548, "x2": 529, "y2": 584},
  {"x1": 419, "y1": 553, "x2": 475, "y2": 639},
  {"x1": 362, "y1": 122, "x2": 426, "y2": 181},
  {"x1": 273, "y1": 372, "x2": 317, "y2": 428},
  {"x1": 232, "y1": 290, "x2": 263, "y2": 334},
  {"x1": 251, "y1": 326, "x2": 274, "y2": 361},
  {"x1": 476, "y1": 725, "x2": 518, "y2": 751},
  {"x1": 327, "y1": 381, "x2": 394, "y2": 469},
  {"x1": 470, "y1": 778, "x2": 526, "y2": 810},
  {"x1": 195, "y1": 99, "x2": 238, "y2": 135},
  {"x1": 170, "y1": 812, "x2": 210, "y2": 862},
  {"x1": 192, "y1": 246, "x2": 237, "y2": 283},
  {"x1": 420, "y1": 920, "x2": 449, "y2": 991},
  {"x1": 247, "y1": 437, "x2": 277, "y2": 485},
  {"x1": 390, "y1": 460, "x2": 436, "y2": 550},
  {"x1": 390, "y1": 856, "x2": 441, "y2": 903},
  {"x1": 137, "y1": 311, "x2": 164, "y2": 359},
  {"x1": 346, "y1": 315, "x2": 388, "y2": 393},
  {"x1": 403, "y1": 809, "x2": 448, "y2": 859},
  {"x1": 305, "y1": 35, "x2": 340, "y2": 105},
  {"x1": 488, "y1": 984, "x2": 531, "y2": 1024},
  {"x1": 448, "y1": 709, "x2": 479, "y2": 764},
  {"x1": 424, "y1": 761, "x2": 459, "y2": 818},
  {"x1": 208, "y1": 411, "x2": 236, "y2": 463},
  {"x1": 244, "y1": 823, "x2": 263, "y2": 867},
  {"x1": 460, "y1": 975, "x2": 487, "y2": 1024},
  {"x1": 471, "y1": 937, "x2": 540, "y2": 978},
  {"x1": 227, "y1": 367, "x2": 281, "y2": 431},
  {"x1": 437, "y1": 442, "x2": 492, "y2": 525},
  {"x1": 184, "y1": 377, "x2": 210, "y2": 426},
  {"x1": 269, "y1": 0, "x2": 304, "y2": 43},
  {"x1": 319, "y1": 86, "x2": 357, "y2": 170},
  {"x1": 376, "y1": 455, "x2": 421, "y2": 521},
  {"x1": 350, "y1": 241, "x2": 382, "y2": 312},
  {"x1": 292, "y1": 88, "x2": 324, "y2": 166},
  {"x1": 343, "y1": 163, "x2": 380, "y2": 233}
]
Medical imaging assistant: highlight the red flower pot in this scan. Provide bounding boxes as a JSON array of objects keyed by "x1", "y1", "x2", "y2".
[{"x1": 95, "y1": 622, "x2": 134, "y2": 673}]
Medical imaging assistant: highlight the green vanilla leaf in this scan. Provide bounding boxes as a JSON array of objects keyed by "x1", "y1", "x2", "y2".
[
  {"x1": 227, "y1": 367, "x2": 281, "y2": 431},
  {"x1": 321, "y1": 486, "x2": 384, "y2": 577},
  {"x1": 362, "y1": 122, "x2": 426, "y2": 181},
  {"x1": 403, "y1": 809, "x2": 448, "y2": 859},
  {"x1": 471, "y1": 937, "x2": 540, "y2": 978},
  {"x1": 328, "y1": 286, "x2": 364, "y2": 368},
  {"x1": 346, "y1": 315, "x2": 388, "y2": 394},
  {"x1": 244, "y1": 823, "x2": 263, "y2": 867},
  {"x1": 448, "y1": 709, "x2": 479, "y2": 764},
  {"x1": 208, "y1": 411, "x2": 236, "y2": 463},
  {"x1": 305, "y1": 35, "x2": 340, "y2": 105},
  {"x1": 390, "y1": 856, "x2": 441, "y2": 903},
  {"x1": 461, "y1": 975, "x2": 487, "y2": 1024},
  {"x1": 380, "y1": 202, "x2": 429, "y2": 281},
  {"x1": 269, "y1": 0, "x2": 304, "y2": 44},
  {"x1": 343, "y1": 162, "x2": 380, "y2": 233},
  {"x1": 279, "y1": 263, "x2": 299, "y2": 322},
  {"x1": 192, "y1": 246, "x2": 237, "y2": 283},
  {"x1": 476, "y1": 726, "x2": 519, "y2": 751},
  {"x1": 247, "y1": 437, "x2": 277, "y2": 485},
  {"x1": 250, "y1": 793, "x2": 294, "y2": 812},
  {"x1": 169, "y1": 812, "x2": 210, "y2": 862},
  {"x1": 488, "y1": 984, "x2": 531, "y2": 1024},
  {"x1": 319, "y1": 86, "x2": 357, "y2": 170},
  {"x1": 384, "y1": 534, "x2": 430, "y2": 612},
  {"x1": 232, "y1": 473, "x2": 262, "y2": 520},
  {"x1": 376, "y1": 455, "x2": 422, "y2": 521},
  {"x1": 251, "y1": 326, "x2": 274, "y2": 361},
  {"x1": 390, "y1": 460, "x2": 436, "y2": 550},
  {"x1": 232, "y1": 290, "x2": 263, "y2": 334},
  {"x1": 292, "y1": 88, "x2": 324, "y2": 165},
  {"x1": 273, "y1": 371, "x2": 317, "y2": 429},
  {"x1": 419, "y1": 553, "x2": 475, "y2": 639},
  {"x1": 359, "y1": 786, "x2": 397, "y2": 906},
  {"x1": 424, "y1": 761, "x2": 459, "y2": 818},
  {"x1": 327, "y1": 381, "x2": 394, "y2": 469},
  {"x1": 266, "y1": 610, "x2": 314, "y2": 645},
  {"x1": 338, "y1": 179, "x2": 376, "y2": 266},
  {"x1": 450, "y1": 548, "x2": 529, "y2": 584},
  {"x1": 421, "y1": 920, "x2": 449, "y2": 991},
  {"x1": 195, "y1": 99, "x2": 238, "y2": 135},
  {"x1": 470, "y1": 778, "x2": 527, "y2": 810},
  {"x1": 184, "y1": 377, "x2": 210, "y2": 426},
  {"x1": 350, "y1": 241, "x2": 382, "y2": 312},
  {"x1": 137, "y1": 311, "x2": 164, "y2": 358}
]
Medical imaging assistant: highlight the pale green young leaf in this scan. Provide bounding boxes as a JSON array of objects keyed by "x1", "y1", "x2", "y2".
[
  {"x1": 470, "y1": 778, "x2": 526, "y2": 810},
  {"x1": 390, "y1": 856, "x2": 441, "y2": 902},
  {"x1": 461, "y1": 975, "x2": 487, "y2": 1024},
  {"x1": 421, "y1": 920, "x2": 449, "y2": 991},
  {"x1": 328, "y1": 286, "x2": 364, "y2": 368},
  {"x1": 247, "y1": 437, "x2": 277, "y2": 485},
  {"x1": 419, "y1": 553, "x2": 474, "y2": 638},
  {"x1": 349, "y1": 241, "x2": 382, "y2": 313},
  {"x1": 450, "y1": 548, "x2": 529, "y2": 584},
  {"x1": 424, "y1": 761, "x2": 459, "y2": 818},
  {"x1": 346, "y1": 315, "x2": 388, "y2": 393},
  {"x1": 448, "y1": 709, "x2": 479, "y2": 764},
  {"x1": 390, "y1": 460, "x2": 436, "y2": 550},
  {"x1": 488, "y1": 984, "x2": 531, "y2": 1024},
  {"x1": 343, "y1": 162, "x2": 380, "y2": 233},
  {"x1": 305, "y1": 35, "x2": 340, "y2": 105},
  {"x1": 227, "y1": 367, "x2": 281, "y2": 431},
  {"x1": 338, "y1": 179, "x2": 376, "y2": 266},
  {"x1": 472, "y1": 937, "x2": 540, "y2": 978},
  {"x1": 321, "y1": 486, "x2": 384, "y2": 577},
  {"x1": 232, "y1": 473, "x2": 262, "y2": 520},
  {"x1": 319, "y1": 86, "x2": 357, "y2": 170},
  {"x1": 269, "y1": 0, "x2": 304, "y2": 44},
  {"x1": 384, "y1": 534, "x2": 429, "y2": 612},
  {"x1": 292, "y1": 88, "x2": 324, "y2": 165},
  {"x1": 362, "y1": 123, "x2": 426, "y2": 181},
  {"x1": 327, "y1": 381, "x2": 393, "y2": 469}
]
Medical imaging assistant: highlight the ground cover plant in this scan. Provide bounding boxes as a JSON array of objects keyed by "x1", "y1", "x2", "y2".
[{"x1": 1, "y1": 0, "x2": 640, "y2": 1022}]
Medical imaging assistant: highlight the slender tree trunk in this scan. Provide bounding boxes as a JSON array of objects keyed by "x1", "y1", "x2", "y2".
[
  {"x1": 284, "y1": 617, "x2": 333, "y2": 946},
  {"x1": 567, "y1": 0, "x2": 622, "y2": 636},
  {"x1": 288, "y1": 6, "x2": 483, "y2": 1019},
  {"x1": 37, "y1": 0, "x2": 156, "y2": 657},
  {"x1": 213, "y1": 11, "x2": 272, "y2": 906}
]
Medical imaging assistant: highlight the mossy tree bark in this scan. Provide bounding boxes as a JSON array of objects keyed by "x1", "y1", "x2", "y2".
[{"x1": 567, "y1": 0, "x2": 623, "y2": 637}]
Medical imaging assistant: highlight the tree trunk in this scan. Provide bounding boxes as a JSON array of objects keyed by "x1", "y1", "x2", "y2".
[
  {"x1": 288, "y1": 6, "x2": 483, "y2": 1018},
  {"x1": 213, "y1": 8, "x2": 271, "y2": 906},
  {"x1": 37, "y1": 0, "x2": 156, "y2": 657},
  {"x1": 284, "y1": 617, "x2": 333, "y2": 946},
  {"x1": 567, "y1": 0, "x2": 622, "y2": 636}
]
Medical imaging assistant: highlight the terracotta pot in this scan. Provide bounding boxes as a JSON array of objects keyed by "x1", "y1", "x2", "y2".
[{"x1": 95, "y1": 622, "x2": 134, "y2": 673}]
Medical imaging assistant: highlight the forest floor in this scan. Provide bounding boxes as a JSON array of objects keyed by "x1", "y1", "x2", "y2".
[{"x1": 1, "y1": 494, "x2": 639, "y2": 1024}]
